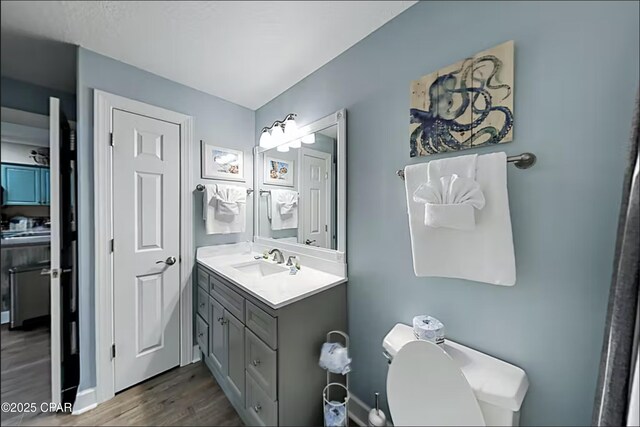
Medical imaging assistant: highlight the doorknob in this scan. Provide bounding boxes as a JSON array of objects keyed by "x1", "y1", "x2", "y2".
[
  {"x1": 305, "y1": 239, "x2": 316, "y2": 245},
  {"x1": 156, "y1": 256, "x2": 177, "y2": 266}
]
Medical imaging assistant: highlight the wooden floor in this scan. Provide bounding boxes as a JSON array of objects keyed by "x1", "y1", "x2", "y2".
[
  {"x1": 24, "y1": 362, "x2": 243, "y2": 426},
  {"x1": 1, "y1": 323, "x2": 51, "y2": 426},
  {"x1": 1, "y1": 321, "x2": 242, "y2": 426}
]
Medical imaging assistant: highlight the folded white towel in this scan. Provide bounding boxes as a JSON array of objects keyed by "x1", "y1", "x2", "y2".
[
  {"x1": 270, "y1": 189, "x2": 298, "y2": 230},
  {"x1": 203, "y1": 183, "x2": 246, "y2": 234},
  {"x1": 404, "y1": 152, "x2": 516, "y2": 285},
  {"x1": 277, "y1": 190, "x2": 298, "y2": 215},
  {"x1": 413, "y1": 174, "x2": 485, "y2": 230}
]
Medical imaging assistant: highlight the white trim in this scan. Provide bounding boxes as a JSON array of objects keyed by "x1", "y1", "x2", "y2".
[
  {"x1": 254, "y1": 109, "x2": 347, "y2": 255},
  {"x1": 192, "y1": 345, "x2": 202, "y2": 363},
  {"x1": 0, "y1": 311, "x2": 8, "y2": 324},
  {"x1": 93, "y1": 90, "x2": 194, "y2": 405},
  {"x1": 72, "y1": 388, "x2": 97, "y2": 415},
  {"x1": 49, "y1": 97, "x2": 62, "y2": 406}
]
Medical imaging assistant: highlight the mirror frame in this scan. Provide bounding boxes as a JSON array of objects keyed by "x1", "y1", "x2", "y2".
[{"x1": 253, "y1": 109, "x2": 347, "y2": 257}]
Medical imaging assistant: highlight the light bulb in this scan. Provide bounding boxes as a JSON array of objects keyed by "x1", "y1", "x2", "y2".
[
  {"x1": 259, "y1": 130, "x2": 272, "y2": 148},
  {"x1": 271, "y1": 125, "x2": 284, "y2": 146},
  {"x1": 276, "y1": 142, "x2": 290, "y2": 152},
  {"x1": 289, "y1": 139, "x2": 301, "y2": 149},
  {"x1": 301, "y1": 134, "x2": 316, "y2": 144},
  {"x1": 283, "y1": 116, "x2": 298, "y2": 141}
]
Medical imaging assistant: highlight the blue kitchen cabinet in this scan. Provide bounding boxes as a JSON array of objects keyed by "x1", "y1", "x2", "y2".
[
  {"x1": 40, "y1": 168, "x2": 50, "y2": 205},
  {"x1": 1, "y1": 163, "x2": 50, "y2": 206}
]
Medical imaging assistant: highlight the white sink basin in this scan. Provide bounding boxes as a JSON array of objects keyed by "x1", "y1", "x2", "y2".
[{"x1": 231, "y1": 260, "x2": 288, "y2": 278}]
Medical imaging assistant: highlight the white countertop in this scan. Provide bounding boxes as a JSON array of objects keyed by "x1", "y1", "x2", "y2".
[{"x1": 196, "y1": 249, "x2": 347, "y2": 309}]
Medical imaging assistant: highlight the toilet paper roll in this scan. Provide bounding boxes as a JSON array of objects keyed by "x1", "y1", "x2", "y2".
[{"x1": 412, "y1": 315, "x2": 445, "y2": 347}]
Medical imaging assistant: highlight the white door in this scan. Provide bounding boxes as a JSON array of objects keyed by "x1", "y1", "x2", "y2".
[
  {"x1": 48, "y1": 97, "x2": 62, "y2": 404},
  {"x1": 300, "y1": 148, "x2": 331, "y2": 248},
  {"x1": 112, "y1": 109, "x2": 181, "y2": 392}
]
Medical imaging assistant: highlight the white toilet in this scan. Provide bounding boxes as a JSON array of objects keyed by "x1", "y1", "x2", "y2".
[{"x1": 383, "y1": 323, "x2": 529, "y2": 426}]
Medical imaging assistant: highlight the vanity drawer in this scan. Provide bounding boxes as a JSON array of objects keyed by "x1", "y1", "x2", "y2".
[
  {"x1": 197, "y1": 267, "x2": 209, "y2": 291},
  {"x1": 246, "y1": 301, "x2": 277, "y2": 350},
  {"x1": 196, "y1": 314, "x2": 209, "y2": 355},
  {"x1": 246, "y1": 372, "x2": 278, "y2": 427},
  {"x1": 211, "y1": 275, "x2": 245, "y2": 321},
  {"x1": 196, "y1": 286, "x2": 208, "y2": 319},
  {"x1": 245, "y1": 328, "x2": 277, "y2": 401}
]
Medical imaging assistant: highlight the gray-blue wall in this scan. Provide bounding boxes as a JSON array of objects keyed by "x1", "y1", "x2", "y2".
[
  {"x1": 76, "y1": 48, "x2": 255, "y2": 391},
  {"x1": 255, "y1": 1, "x2": 640, "y2": 425},
  {"x1": 1, "y1": 76, "x2": 76, "y2": 120}
]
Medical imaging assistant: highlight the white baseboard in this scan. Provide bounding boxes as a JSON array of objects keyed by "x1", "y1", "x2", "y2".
[
  {"x1": 349, "y1": 393, "x2": 393, "y2": 427},
  {"x1": 1, "y1": 311, "x2": 9, "y2": 325},
  {"x1": 72, "y1": 387, "x2": 97, "y2": 415},
  {"x1": 192, "y1": 345, "x2": 201, "y2": 363}
]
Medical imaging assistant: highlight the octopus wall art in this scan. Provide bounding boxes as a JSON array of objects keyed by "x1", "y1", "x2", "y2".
[{"x1": 410, "y1": 41, "x2": 514, "y2": 157}]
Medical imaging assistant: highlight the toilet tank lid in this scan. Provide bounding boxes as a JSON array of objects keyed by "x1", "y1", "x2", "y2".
[{"x1": 383, "y1": 323, "x2": 529, "y2": 412}]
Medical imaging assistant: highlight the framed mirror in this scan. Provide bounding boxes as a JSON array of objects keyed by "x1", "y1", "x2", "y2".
[{"x1": 253, "y1": 109, "x2": 346, "y2": 254}]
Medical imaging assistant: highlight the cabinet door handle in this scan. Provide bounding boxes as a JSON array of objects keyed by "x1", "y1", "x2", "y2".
[
  {"x1": 198, "y1": 332, "x2": 204, "y2": 338},
  {"x1": 251, "y1": 359, "x2": 261, "y2": 367},
  {"x1": 253, "y1": 404, "x2": 261, "y2": 413}
]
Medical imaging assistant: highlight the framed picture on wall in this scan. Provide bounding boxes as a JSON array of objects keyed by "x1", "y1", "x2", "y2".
[
  {"x1": 264, "y1": 156, "x2": 294, "y2": 187},
  {"x1": 201, "y1": 141, "x2": 245, "y2": 181}
]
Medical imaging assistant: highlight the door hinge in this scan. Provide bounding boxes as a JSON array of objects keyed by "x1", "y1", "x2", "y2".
[
  {"x1": 109, "y1": 132, "x2": 114, "y2": 146},
  {"x1": 111, "y1": 344, "x2": 116, "y2": 359},
  {"x1": 325, "y1": 224, "x2": 328, "y2": 232},
  {"x1": 110, "y1": 239, "x2": 114, "y2": 253}
]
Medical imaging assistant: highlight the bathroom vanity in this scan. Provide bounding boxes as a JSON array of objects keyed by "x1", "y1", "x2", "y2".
[
  {"x1": 196, "y1": 247, "x2": 347, "y2": 426},
  {"x1": 195, "y1": 109, "x2": 348, "y2": 426}
]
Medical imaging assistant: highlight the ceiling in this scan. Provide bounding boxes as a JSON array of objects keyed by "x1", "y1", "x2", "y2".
[{"x1": 0, "y1": 1, "x2": 416, "y2": 110}]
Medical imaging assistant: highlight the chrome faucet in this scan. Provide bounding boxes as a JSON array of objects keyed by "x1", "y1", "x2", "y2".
[{"x1": 269, "y1": 248, "x2": 285, "y2": 264}]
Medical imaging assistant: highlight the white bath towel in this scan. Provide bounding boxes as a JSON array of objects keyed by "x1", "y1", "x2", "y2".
[
  {"x1": 270, "y1": 189, "x2": 298, "y2": 230},
  {"x1": 413, "y1": 174, "x2": 486, "y2": 230},
  {"x1": 404, "y1": 152, "x2": 516, "y2": 285},
  {"x1": 203, "y1": 183, "x2": 246, "y2": 234}
]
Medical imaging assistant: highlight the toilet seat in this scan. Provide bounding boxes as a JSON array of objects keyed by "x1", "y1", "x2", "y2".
[{"x1": 387, "y1": 340, "x2": 486, "y2": 426}]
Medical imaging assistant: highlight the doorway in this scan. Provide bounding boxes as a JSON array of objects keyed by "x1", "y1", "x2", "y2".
[
  {"x1": 93, "y1": 90, "x2": 194, "y2": 404},
  {"x1": 299, "y1": 147, "x2": 333, "y2": 248},
  {"x1": 111, "y1": 109, "x2": 181, "y2": 392},
  {"x1": 0, "y1": 97, "x2": 79, "y2": 423}
]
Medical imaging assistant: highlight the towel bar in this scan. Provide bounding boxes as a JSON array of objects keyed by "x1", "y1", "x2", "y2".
[
  {"x1": 395, "y1": 152, "x2": 536, "y2": 180},
  {"x1": 195, "y1": 184, "x2": 253, "y2": 194},
  {"x1": 259, "y1": 189, "x2": 301, "y2": 196}
]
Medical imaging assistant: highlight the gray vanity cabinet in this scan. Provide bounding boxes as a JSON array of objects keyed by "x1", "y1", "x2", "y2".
[
  {"x1": 196, "y1": 263, "x2": 347, "y2": 426},
  {"x1": 226, "y1": 311, "x2": 245, "y2": 404},
  {"x1": 208, "y1": 296, "x2": 226, "y2": 374}
]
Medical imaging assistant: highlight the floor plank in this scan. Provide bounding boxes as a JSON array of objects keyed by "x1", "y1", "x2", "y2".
[
  {"x1": 1, "y1": 323, "x2": 51, "y2": 426},
  {"x1": 30, "y1": 363, "x2": 244, "y2": 426},
  {"x1": 1, "y1": 322, "x2": 243, "y2": 426}
]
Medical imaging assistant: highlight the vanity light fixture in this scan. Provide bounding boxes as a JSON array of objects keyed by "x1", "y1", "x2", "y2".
[
  {"x1": 276, "y1": 142, "x2": 290, "y2": 152},
  {"x1": 259, "y1": 113, "x2": 298, "y2": 148},
  {"x1": 302, "y1": 134, "x2": 316, "y2": 145},
  {"x1": 289, "y1": 139, "x2": 302, "y2": 149},
  {"x1": 271, "y1": 124, "x2": 285, "y2": 147}
]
